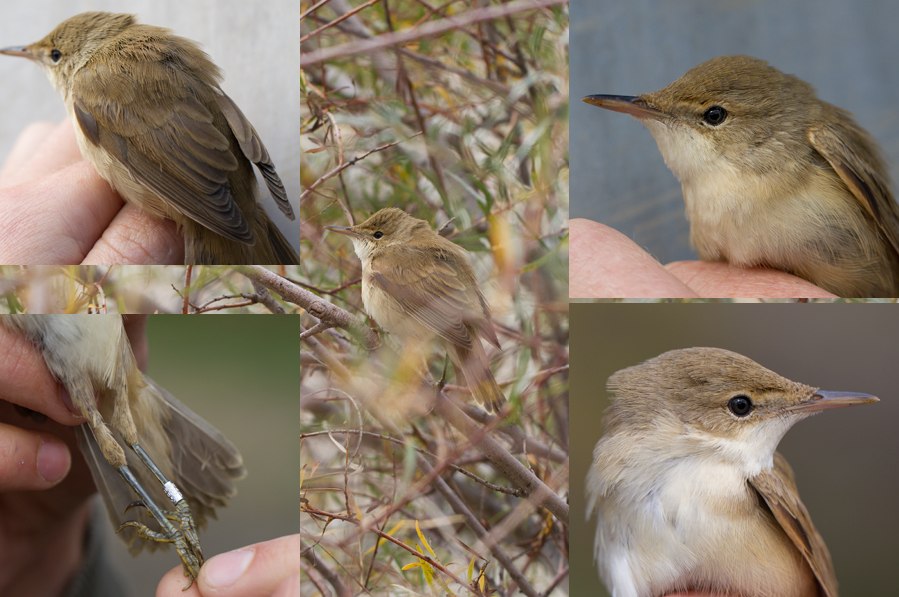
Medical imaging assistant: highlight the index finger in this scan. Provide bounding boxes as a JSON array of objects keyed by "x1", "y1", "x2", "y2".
[{"x1": 0, "y1": 322, "x2": 86, "y2": 426}]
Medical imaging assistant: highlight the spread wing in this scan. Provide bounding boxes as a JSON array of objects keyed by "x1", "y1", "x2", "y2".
[
  {"x1": 749, "y1": 452, "x2": 838, "y2": 597},
  {"x1": 809, "y1": 113, "x2": 899, "y2": 263},
  {"x1": 369, "y1": 244, "x2": 499, "y2": 349},
  {"x1": 71, "y1": 42, "x2": 254, "y2": 244}
]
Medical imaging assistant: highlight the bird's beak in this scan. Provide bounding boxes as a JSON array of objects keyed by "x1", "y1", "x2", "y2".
[
  {"x1": 582, "y1": 94, "x2": 666, "y2": 120},
  {"x1": 788, "y1": 390, "x2": 879, "y2": 414},
  {"x1": 324, "y1": 225, "x2": 362, "y2": 239},
  {"x1": 0, "y1": 46, "x2": 34, "y2": 60}
]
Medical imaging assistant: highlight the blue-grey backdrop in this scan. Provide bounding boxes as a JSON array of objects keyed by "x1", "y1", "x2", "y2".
[{"x1": 571, "y1": 0, "x2": 899, "y2": 264}]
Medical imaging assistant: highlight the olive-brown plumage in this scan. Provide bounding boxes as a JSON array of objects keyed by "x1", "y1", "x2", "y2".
[
  {"x1": 1, "y1": 12, "x2": 298, "y2": 264},
  {"x1": 584, "y1": 55, "x2": 899, "y2": 297},
  {"x1": 588, "y1": 348, "x2": 878, "y2": 597},
  {"x1": 326, "y1": 208, "x2": 505, "y2": 412}
]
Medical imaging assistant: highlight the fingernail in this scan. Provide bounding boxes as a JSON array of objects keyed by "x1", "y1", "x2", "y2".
[
  {"x1": 204, "y1": 549, "x2": 254, "y2": 588},
  {"x1": 37, "y1": 440, "x2": 70, "y2": 483}
]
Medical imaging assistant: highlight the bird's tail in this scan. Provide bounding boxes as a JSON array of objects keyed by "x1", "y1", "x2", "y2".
[
  {"x1": 262, "y1": 214, "x2": 300, "y2": 264},
  {"x1": 451, "y1": 342, "x2": 505, "y2": 413},
  {"x1": 183, "y1": 212, "x2": 298, "y2": 264}
]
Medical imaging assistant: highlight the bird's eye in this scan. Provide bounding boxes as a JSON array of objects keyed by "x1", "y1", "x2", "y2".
[
  {"x1": 373, "y1": 231, "x2": 384, "y2": 239},
  {"x1": 702, "y1": 106, "x2": 727, "y2": 126},
  {"x1": 50, "y1": 49, "x2": 62, "y2": 63},
  {"x1": 728, "y1": 395, "x2": 753, "y2": 417}
]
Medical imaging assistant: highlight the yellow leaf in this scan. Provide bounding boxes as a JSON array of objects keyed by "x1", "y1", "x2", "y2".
[
  {"x1": 422, "y1": 561, "x2": 435, "y2": 587},
  {"x1": 415, "y1": 520, "x2": 437, "y2": 558}
]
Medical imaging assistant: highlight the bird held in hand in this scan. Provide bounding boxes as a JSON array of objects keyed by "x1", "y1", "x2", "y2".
[
  {"x1": 0, "y1": 315, "x2": 246, "y2": 587},
  {"x1": 1, "y1": 12, "x2": 298, "y2": 264},
  {"x1": 584, "y1": 55, "x2": 899, "y2": 297}
]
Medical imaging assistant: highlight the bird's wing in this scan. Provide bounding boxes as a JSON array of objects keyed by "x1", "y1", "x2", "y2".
[
  {"x1": 749, "y1": 452, "x2": 839, "y2": 597},
  {"x1": 370, "y1": 244, "x2": 488, "y2": 349},
  {"x1": 215, "y1": 91, "x2": 294, "y2": 220},
  {"x1": 71, "y1": 51, "x2": 254, "y2": 244},
  {"x1": 809, "y1": 117, "x2": 899, "y2": 262}
]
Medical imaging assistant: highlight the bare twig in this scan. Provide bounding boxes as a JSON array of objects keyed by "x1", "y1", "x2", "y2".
[
  {"x1": 301, "y1": 0, "x2": 568, "y2": 68},
  {"x1": 181, "y1": 265, "x2": 193, "y2": 314},
  {"x1": 303, "y1": 504, "x2": 483, "y2": 595},
  {"x1": 251, "y1": 281, "x2": 288, "y2": 314},
  {"x1": 300, "y1": 0, "x2": 383, "y2": 43},
  {"x1": 235, "y1": 266, "x2": 378, "y2": 349},
  {"x1": 434, "y1": 393, "x2": 568, "y2": 525},
  {"x1": 299, "y1": 136, "x2": 414, "y2": 205}
]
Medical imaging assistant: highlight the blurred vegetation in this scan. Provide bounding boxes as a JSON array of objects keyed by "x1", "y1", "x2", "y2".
[
  {"x1": 299, "y1": 1, "x2": 569, "y2": 595},
  {"x1": 577, "y1": 298, "x2": 898, "y2": 303},
  {"x1": 0, "y1": 265, "x2": 303, "y2": 313}
]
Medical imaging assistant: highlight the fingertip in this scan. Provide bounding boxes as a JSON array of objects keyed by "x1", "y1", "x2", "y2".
[
  {"x1": 190, "y1": 536, "x2": 301, "y2": 596},
  {"x1": 37, "y1": 438, "x2": 71, "y2": 484},
  {"x1": 0, "y1": 425, "x2": 71, "y2": 491},
  {"x1": 0, "y1": 160, "x2": 123, "y2": 263},
  {"x1": 155, "y1": 566, "x2": 202, "y2": 597},
  {"x1": 664, "y1": 261, "x2": 838, "y2": 299},
  {"x1": 0, "y1": 328, "x2": 85, "y2": 425},
  {"x1": 202, "y1": 549, "x2": 254, "y2": 588}
]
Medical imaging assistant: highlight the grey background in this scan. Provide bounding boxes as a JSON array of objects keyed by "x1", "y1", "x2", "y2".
[
  {"x1": 571, "y1": 0, "x2": 899, "y2": 264},
  {"x1": 570, "y1": 304, "x2": 899, "y2": 597},
  {"x1": 0, "y1": 1, "x2": 300, "y2": 252}
]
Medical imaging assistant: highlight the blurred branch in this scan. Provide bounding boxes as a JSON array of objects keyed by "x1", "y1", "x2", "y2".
[
  {"x1": 300, "y1": 0, "x2": 382, "y2": 43},
  {"x1": 303, "y1": 504, "x2": 483, "y2": 595},
  {"x1": 235, "y1": 265, "x2": 378, "y2": 349},
  {"x1": 434, "y1": 393, "x2": 568, "y2": 525},
  {"x1": 363, "y1": 406, "x2": 543, "y2": 597},
  {"x1": 299, "y1": 429, "x2": 526, "y2": 496},
  {"x1": 302, "y1": 323, "x2": 563, "y2": 595},
  {"x1": 301, "y1": 543, "x2": 351, "y2": 597},
  {"x1": 413, "y1": 447, "x2": 542, "y2": 597},
  {"x1": 299, "y1": 137, "x2": 411, "y2": 205},
  {"x1": 301, "y1": 0, "x2": 569, "y2": 68},
  {"x1": 463, "y1": 404, "x2": 568, "y2": 464}
]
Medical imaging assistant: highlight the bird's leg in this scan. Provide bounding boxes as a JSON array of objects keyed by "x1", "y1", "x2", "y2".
[
  {"x1": 127, "y1": 443, "x2": 202, "y2": 564},
  {"x1": 74, "y1": 379, "x2": 203, "y2": 584},
  {"x1": 113, "y1": 463, "x2": 203, "y2": 585}
]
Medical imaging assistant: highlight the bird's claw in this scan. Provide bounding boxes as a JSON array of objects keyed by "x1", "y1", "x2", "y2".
[{"x1": 117, "y1": 500, "x2": 204, "y2": 588}]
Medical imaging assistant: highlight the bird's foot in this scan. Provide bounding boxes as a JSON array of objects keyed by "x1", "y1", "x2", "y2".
[{"x1": 118, "y1": 500, "x2": 204, "y2": 588}]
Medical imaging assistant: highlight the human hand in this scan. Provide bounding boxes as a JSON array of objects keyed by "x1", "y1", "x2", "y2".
[
  {"x1": 0, "y1": 315, "x2": 149, "y2": 597},
  {"x1": 0, "y1": 120, "x2": 184, "y2": 264},
  {"x1": 156, "y1": 535, "x2": 301, "y2": 597},
  {"x1": 570, "y1": 219, "x2": 837, "y2": 298}
]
